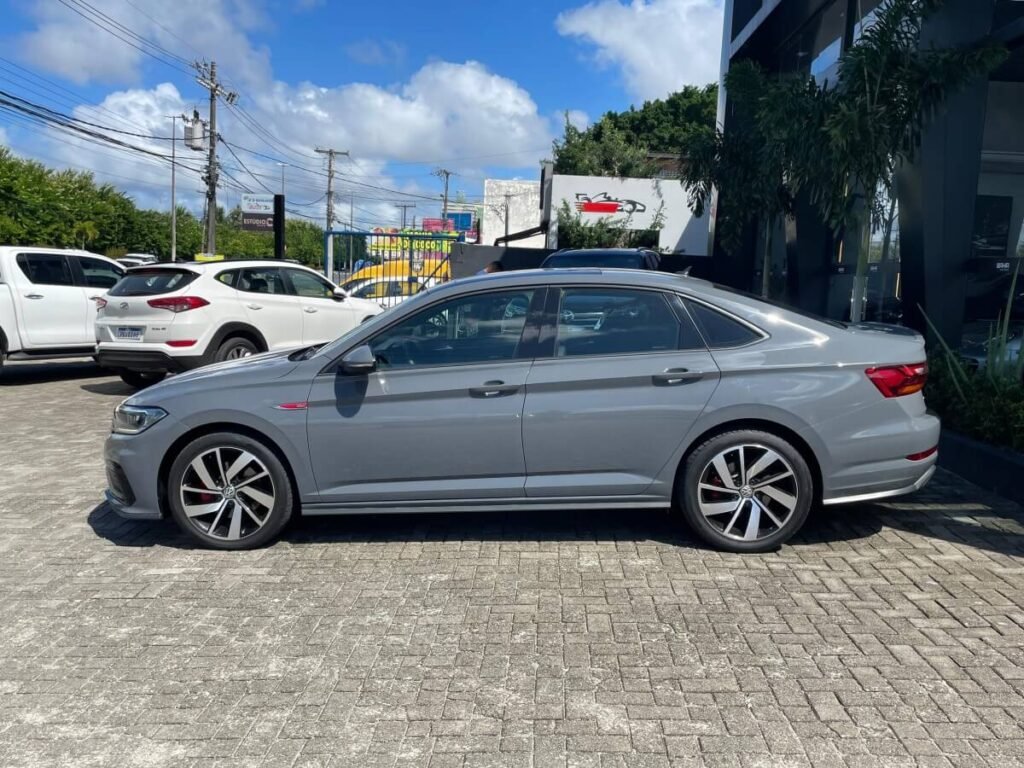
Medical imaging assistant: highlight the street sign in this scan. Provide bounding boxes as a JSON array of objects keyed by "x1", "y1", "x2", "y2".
[
  {"x1": 241, "y1": 193, "x2": 274, "y2": 213},
  {"x1": 241, "y1": 214, "x2": 274, "y2": 232},
  {"x1": 241, "y1": 193, "x2": 275, "y2": 231}
]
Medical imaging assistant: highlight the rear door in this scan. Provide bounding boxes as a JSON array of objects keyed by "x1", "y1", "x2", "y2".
[
  {"x1": 283, "y1": 267, "x2": 361, "y2": 344},
  {"x1": 12, "y1": 252, "x2": 90, "y2": 346},
  {"x1": 522, "y1": 287, "x2": 720, "y2": 497},
  {"x1": 231, "y1": 267, "x2": 303, "y2": 349}
]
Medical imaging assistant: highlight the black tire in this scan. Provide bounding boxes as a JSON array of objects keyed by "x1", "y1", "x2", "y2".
[
  {"x1": 679, "y1": 429, "x2": 813, "y2": 553},
  {"x1": 120, "y1": 370, "x2": 167, "y2": 389},
  {"x1": 166, "y1": 432, "x2": 294, "y2": 550},
  {"x1": 214, "y1": 336, "x2": 258, "y2": 362}
]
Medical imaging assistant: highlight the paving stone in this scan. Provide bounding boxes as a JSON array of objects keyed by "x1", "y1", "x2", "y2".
[{"x1": 0, "y1": 361, "x2": 1023, "y2": 768}]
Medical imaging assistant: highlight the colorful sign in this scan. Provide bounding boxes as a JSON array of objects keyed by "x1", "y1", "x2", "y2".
[{"x1": 369, "y1": 227, "x2": 459, "y2": 258}]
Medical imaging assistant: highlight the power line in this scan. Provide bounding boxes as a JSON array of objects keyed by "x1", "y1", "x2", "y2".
[
  {"x1": 55, "y1": 0, "x2": 192, "y2": 75},
  {"x1": 220, "y1": 136, "x2": 274, "y2": 194}
]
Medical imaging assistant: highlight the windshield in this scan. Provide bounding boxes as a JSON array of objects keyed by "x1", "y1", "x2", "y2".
[
  {"x1": 108, "y1": 268, "x2": 198, "y2": 296},
  {"x1": 708, "y1": 282, "x2": 848, "y2": 329}
]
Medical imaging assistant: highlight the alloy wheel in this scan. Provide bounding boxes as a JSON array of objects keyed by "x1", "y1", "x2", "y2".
[
  {"x1": 225, "y1": 346, "x2": 253, "y2": 360},
  {"x1": 179, "y1": 447, "x2": 276, "y2": 541},
  {"x1": 696, "y1": 443, "x2": 799, "y2": 542}
]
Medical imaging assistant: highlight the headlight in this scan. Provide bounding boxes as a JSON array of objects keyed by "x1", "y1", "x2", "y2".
[{"x1": 112, "y1": 404, "x2": 168, "y2": 435}]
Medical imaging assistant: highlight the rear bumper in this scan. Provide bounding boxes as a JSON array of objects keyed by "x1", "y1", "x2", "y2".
[
  {"x1": 96, "y1": 348, "x2": 206, "y2": 373},
  {"x1": 822, "y1": 463, "x2": 935, "y2": 505}
]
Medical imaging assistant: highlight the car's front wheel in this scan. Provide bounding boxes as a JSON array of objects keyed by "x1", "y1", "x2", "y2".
[
  {"x1": 679, "y1": 430, "x2": 813, "y2": 553},
  {"x1": 167, "y1": 432, "x2": 294, "y2": 550}
]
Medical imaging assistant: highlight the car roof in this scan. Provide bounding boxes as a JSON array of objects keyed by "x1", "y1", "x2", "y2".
[
  {"x1": 439, "y1": 268, "x2": 706, "y2": 295},
  {"x1": 138, "y1": 259, "x2": 313, "y2": 272}
]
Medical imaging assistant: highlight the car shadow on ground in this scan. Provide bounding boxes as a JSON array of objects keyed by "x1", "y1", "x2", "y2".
[
  {"x1": 80, "y1": 380, "x2": 136, "y2": 396},
  {"x1": 0, "y1": 360, "x2": 108, "y2": 386},
  {"x1": 88, "y1": 499, "x2": 887, "y2": 553},
  {"x1": 86, "y1": 491, "x2": 1024, "y2": 557}
]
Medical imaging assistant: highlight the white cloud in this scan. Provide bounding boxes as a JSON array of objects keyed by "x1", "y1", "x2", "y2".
[
  {"x1": 0, "y1": 126, "x2": 8, "y2": 146},
  {"x1": 11, "y1": 2, "x2": 555, "y2": 218},
  {"x1": 344, "y1": 39, "x2": 406, "y2": 68},
  {"x1": 556, "y1": 0, "x2": 723, "y2": 102},
  {"x1": 16, "y1": 0, "x2": 272, "y2": 89}
]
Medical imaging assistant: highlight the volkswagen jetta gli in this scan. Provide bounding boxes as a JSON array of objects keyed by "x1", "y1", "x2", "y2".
[{"x1": 104, "y1": 269, "x2": 939, "y2": 553}]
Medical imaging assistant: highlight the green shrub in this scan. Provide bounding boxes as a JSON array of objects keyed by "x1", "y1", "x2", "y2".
[{"x1": 926, "y1": 353, "x2": 1024, "y2": 453}]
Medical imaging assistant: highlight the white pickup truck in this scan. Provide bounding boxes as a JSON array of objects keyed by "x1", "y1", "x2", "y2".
[{"x1": 0, "y1": 247, "x2": 125, "y2": 370}]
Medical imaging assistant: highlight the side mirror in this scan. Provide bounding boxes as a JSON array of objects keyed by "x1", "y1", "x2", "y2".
[
  {"x1": 340, "y1": 344, "x2": 376, "y2": 375},
  {"x1": 332, "y1": 288, "x2": 347, "y2": 302}
]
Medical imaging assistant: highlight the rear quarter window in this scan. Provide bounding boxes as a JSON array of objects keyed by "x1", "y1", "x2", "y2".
[
  {"x1": 109, "y1": 269, "x2": 198, "y2": 296},
  {"x1": 686, "y1": 300, "x2": 764, "y2": 348}
]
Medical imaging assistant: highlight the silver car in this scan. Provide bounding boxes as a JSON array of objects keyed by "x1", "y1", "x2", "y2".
[{"x1": 104, "y1": 269, "x2": 939, "y2": 553}]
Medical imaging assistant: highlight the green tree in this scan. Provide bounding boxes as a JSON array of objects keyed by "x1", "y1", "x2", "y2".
[
  {"x1": 555, "y1": 200, "x2": 664, "y2": 249},
  {"x1": 71, "y1": 220, "x2": 99, "y2": 249}
]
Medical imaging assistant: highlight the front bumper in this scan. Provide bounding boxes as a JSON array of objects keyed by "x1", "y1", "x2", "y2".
[
  {"x1": 97, "y1": 348, "x2": 206, "y2": 373},
  {"x1": 103, "y1": 420, "x2": 182, "y2": 520}
]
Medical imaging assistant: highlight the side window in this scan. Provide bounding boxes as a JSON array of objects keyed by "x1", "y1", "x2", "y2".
[
  {"x1": 287, "y1": 269, "x2": 334, "y2": 299},
  {"x1": 686, "y1": 300, "x2": 763, "y2": 348},
  {"x1": 216, "y1": 270, "x2": 239, "y2": 288},
  {"x1": 77, "y1": 257, "x2": 124, "y2": 289},
  {"x1": 16, "y1": 253, "x2": 74, "y2": 287},
  {"x1": 554, "y1": 288, "x2": 686, "y2": 358},
  {"x1": 236, "y1": 268, "x2": 287, "y2": 295},
  {"x1": 368, "y1": 289, "x2": 535, "y2": 369},
  {"x1": 354, "y1": 281, "x2": 385, "y2": 299}
]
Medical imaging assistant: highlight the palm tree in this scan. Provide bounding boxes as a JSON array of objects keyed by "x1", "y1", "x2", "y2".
[{"x1": 72, "y1": 220, "x2": 99, "y2": 250}]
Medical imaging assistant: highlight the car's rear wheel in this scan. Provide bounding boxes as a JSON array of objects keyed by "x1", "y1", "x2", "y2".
[
  {"x1": 120, "y1": 370, "x2": 166, "y2": 389},
  {"x1": 679, "y1": 430, "x2": 813, "y2": 553},
  {"x1": 167, "y1": 432, "x2": 293, "y2": 550},
  {"x1": 215, "y1": 336, "x2": 258, "y2": 362}
]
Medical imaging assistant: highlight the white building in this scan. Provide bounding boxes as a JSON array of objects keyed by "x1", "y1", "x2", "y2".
[
  {"x1": 545, "y1": 174, "x2": 710, "y2": 255},
  {"x1": 483, "y1": 179, "x2": 545, "y2": 248}
]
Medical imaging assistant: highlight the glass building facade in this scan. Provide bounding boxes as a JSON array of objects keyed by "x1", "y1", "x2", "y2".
[{"x1": 715, "y1": 0, "x2": 1024, "y2": 348}]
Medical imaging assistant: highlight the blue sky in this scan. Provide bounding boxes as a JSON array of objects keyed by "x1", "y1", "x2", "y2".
[{"x1": 0, "y1": 0, "x2": 723, "y2": 226}]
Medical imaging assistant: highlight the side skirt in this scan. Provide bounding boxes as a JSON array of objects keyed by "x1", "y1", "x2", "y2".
[{"x1": 301, "y1": 497, "x2": 671, "y2": 516}]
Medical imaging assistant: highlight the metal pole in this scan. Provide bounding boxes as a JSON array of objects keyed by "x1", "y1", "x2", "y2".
[
  {"x1": 205, "y1": 62, "x2": 218, "y2": 256},
  {"x1": 349, "y1": 195, "x2": 354, "y2": 274},
  {"x1": 169, "y1": 115, "x2": 177, "y2": 261}
]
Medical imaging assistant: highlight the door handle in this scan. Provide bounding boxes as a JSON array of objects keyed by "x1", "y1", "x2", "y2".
[
  {"x1": 246, "y1": 303, "x2": 263, "y2": 310},
  {"x1": 24, "y1": 293, "x2": 44, "y2": 300},
  {"x1": 653, "y1": 368, "x2": 704, "y2": 385},
  {"x1": 303, "y1": 307, "x2": 318, "y2": 314},
  {"x1": 468, "y1": 380, "x2": 520, "y2": 398}
]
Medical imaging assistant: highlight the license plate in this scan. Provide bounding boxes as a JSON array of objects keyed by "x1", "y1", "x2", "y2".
[{"x1": 114, "y1": 326, "x2": 144, "y2": 341}]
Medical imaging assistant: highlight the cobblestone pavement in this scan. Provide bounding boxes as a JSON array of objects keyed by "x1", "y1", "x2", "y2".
[{"x1": 1, "y1": 361, "x2": 1024, "y2": 768}]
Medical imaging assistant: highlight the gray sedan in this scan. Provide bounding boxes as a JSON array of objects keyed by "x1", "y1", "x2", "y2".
[{"x1": 104, "y1": 269, "x2": 939, "y2": 553}]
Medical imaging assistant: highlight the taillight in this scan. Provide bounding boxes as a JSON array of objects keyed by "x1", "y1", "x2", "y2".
[
  {"x1": 147, "y1": 296, "x2": 209, "y2": 313},
  {"x1": 865, "y1": 363, "x2": 928, "y2": 398}
]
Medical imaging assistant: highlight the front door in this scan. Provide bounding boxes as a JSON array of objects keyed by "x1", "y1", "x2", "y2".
[
  {"x1": 522, "y1": 286, "x2": 720, "y2": 497},
  {"x1": 13, "y1": 253, "x2": 90, "y2": 346},
  {"x1": 306, "y1": 287, "x2": 540, "y2": 503},
  {"x1": 283, "y1": 267, "x2": 361, "y2": 344}
]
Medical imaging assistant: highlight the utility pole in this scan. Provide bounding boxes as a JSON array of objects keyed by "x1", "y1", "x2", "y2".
[
  {"x1": 194, "y1": 61, "x2": 237, "y2": 256},
  {"x1": 168, "y1": 115, "x2": 177, "y2": 262},
  {"x1": 433, "y1": 168, "x2": 453, "y2": 228},
  {"x1": 276, "y1": 163, "x2": 288, "y2": 194},
  {"x1": 503, "y1": 192, "x2": 512, "y2": 240},
  {"x1": 395, "y1": 203, "x2": 416, "y2": 229},
  {"x1": 314, "y1": 147, "x2": 349, "y2": 232}
]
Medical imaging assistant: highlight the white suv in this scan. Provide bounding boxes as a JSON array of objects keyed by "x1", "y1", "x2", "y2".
[{"x1": 95, "y1": 260, "x2": 384, "y2": 388}]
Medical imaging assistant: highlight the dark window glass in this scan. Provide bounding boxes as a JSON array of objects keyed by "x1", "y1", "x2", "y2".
[
  {"x1": 543, "y1": 250, "x2": 652, "y2": 269},
  {"x1": 16, "y1": 253, "x2": 74, "y2": 286},
  {"x1": 236, "y1": 268, "x2": 287, "y2": 295},
  {"x1": 77, "y1": 257, "x2": 123, "y2": 289},
  {"x1": 555, "y1": 288, "x2": 684, "y2": 357},
  {"x1": 686, "y1": 300, "x2": 763, "y2": 348},
  {"x1": 109, "y1": 269, "x2": 198, "y2": 296},
  {"x1": 369, "y1": 289, "x2": 534, "y2": 369},
  {"x1": 287, "y1": 269, "x2": 335, "y2": 299}
]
